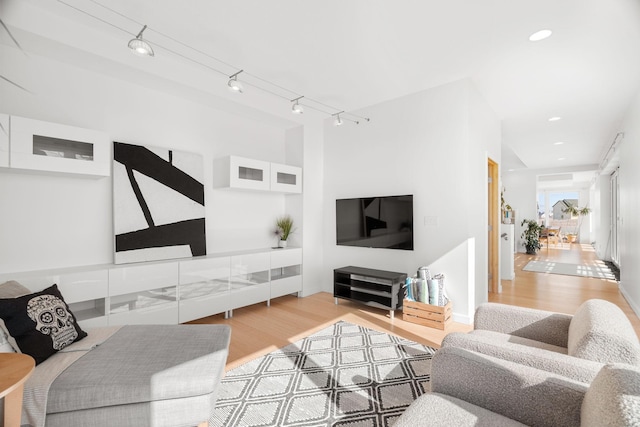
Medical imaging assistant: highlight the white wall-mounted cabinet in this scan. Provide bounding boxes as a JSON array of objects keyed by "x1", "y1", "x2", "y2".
[
  {"x1": 213, "y1": 155, "x2": 271, "y2": 191},
  {"x1": 0, "y1": 247, "x2": 302, "y2": 327},
  {"x1": 214, "y1": 155, "x2": 302, "y2": 193},
  {"x1": 271, "y1": 163, "x2": 302, "y2": 193},
  {"x1": 0, "y1": 115, "x2": 110, "y2": 178}
]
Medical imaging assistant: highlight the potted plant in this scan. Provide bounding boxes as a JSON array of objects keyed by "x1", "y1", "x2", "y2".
[
  {"x1": 521, "y1": 219, "x2": 543, "y2": 254},
  {"x1": 275, "y1": 215, "x2": 295, "y2": 248},
  {"x1": 562, "y1": 203, "x2": 591, "y2": 243}
]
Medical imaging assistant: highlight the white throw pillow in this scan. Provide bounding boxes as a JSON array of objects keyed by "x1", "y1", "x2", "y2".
[{"x1": 0, "y1": 333, "x2": 15, "y2": 353}]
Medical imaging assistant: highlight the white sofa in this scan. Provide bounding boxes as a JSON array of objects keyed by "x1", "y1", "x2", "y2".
[{"x1": 0, "y1": 280, "x2": 231, "y2": 427}]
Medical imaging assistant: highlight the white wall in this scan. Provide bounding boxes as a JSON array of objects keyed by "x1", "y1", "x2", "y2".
[
  {"x1": 468, "y1": 82, "x2": 502, "y2": 306},
  {"x1": 617, "y1": 88, "x2": 640, "y2": 315},
  {"x1": 592, "y1": 174, "x2": 612, "y2": 261},
  {"x1": 322, "y1": 79, "x2": 500, "y2": 323},
  {"x1": 281, "y1": 123, "x2": 326, "y2": 297},
  {"x1": 0, "y1": 46, "x2": 298, "y2": 274},
  {"x1": 500, "y1": 170, "x2": 538, "y2": 252}
]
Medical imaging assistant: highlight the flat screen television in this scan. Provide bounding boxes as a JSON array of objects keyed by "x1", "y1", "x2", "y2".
[{"x1": 336, "y1": 194, "x2": 414, "y2": 250}]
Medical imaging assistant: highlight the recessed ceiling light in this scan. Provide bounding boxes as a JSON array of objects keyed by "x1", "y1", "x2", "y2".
[
  {"x1": 554, "y1": 141, "x2": 564, "y2": 145},
  {"x1": 548, "y1": 116, "x2": 562, "y2": 122},
  {"x1": 508, "y1": 169, "x2": 515, "y2": 172},
  {"x1": 529, "y1": 29, "x2": 553, "y2": 42},
  {"x1": 557, "y1": 157, "x2": 566, "y2": 161}
]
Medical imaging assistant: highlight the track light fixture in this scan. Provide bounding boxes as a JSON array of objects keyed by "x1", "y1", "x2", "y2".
[
  {"x1": 291, "y1": 96, "x2": 304, "y2": 114},
  {"x1": 228, "y1": 70, "x2": 244, "y2": 93},
  {"x1": 128, "y1": 25, "x2": 154, "y2": 57},
  {"x1": 332, "y1": 112, "x2": 344, "y2": 126}
]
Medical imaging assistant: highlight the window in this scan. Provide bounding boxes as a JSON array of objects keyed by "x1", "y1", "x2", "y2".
[{"x1": 537, "y1": 190, "x2": 579, "y2": 228}]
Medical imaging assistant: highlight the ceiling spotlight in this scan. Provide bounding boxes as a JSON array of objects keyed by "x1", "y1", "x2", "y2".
[
  {"x1": 333, "y1": 112, "x2": 344, "y2": 126},
  {"x1": 554, "y1": 141, "x2": 565, "y2": 145},
  {"x1": 228, "y1": 70, "x2": 244, "y2": 93},
  {"x1": 128, "y1": 25, "x2": 154, "y2": 57},
  {"x1": 548, "y1": 116, "x2": 562, "y2": 122},
  {"x1": 291, "y1": 96, "x2": 304, "y2": 114},
  {"x1": 529, "y1": 29, "x2": 552, "y2": 42}
]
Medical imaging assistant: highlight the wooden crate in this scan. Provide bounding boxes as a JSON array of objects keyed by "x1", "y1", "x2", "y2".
[{"x1": 402, "y1": 300, "x2": 452, "y2": 329}]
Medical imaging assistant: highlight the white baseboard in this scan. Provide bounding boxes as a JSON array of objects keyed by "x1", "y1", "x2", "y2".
[
  {"x1": 619, "y1": 283, "x2": 640, "y2": 319},
  {"x1": 452, "y1": 312, "x2": 472, "y2": 325}
]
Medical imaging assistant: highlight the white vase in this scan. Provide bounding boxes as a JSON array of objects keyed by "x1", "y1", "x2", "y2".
[{"x1": 279, "y1": 239, "x2": 287, "y2": 248}]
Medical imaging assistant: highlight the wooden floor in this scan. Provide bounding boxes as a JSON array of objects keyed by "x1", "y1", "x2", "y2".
[
  {"x1": 188, "y1": 293, "x2": 472, "y2": 370},
  {"x1": 189, "y1": 242, "x2": 640, "y2": 370},
  {"x1": 490, "y1": 242, "x2": 640, "y2": 336}
]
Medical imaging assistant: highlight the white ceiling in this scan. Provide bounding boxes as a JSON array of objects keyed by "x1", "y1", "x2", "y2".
[{"x1": 2, "y1": 0, "x2": 640, "y2": 176}]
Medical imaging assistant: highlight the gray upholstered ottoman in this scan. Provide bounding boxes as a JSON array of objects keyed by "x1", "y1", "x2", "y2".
[{"x1": 43, "y1": 324, "x2": 231, "y2": 427}]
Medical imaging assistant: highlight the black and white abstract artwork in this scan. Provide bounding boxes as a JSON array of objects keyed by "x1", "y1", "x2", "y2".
[{"x1": 113, "y1": 141, "x2": 206, "y2": 264}]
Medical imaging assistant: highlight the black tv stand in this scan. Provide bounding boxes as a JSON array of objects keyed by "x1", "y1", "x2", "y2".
[{"x1": 333, "y1": 266, "x2": 406, "y2": 319}]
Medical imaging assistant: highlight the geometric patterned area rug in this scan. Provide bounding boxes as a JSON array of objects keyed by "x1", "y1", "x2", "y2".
[
  {"x1": 523, "y1": 260, "x2": 616, "y2": 280},
  {"x1": 210, "y1": 321, "x2": 436, "y2": 427}
]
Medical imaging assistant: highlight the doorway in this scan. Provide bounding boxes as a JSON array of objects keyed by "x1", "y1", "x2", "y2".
[{"x1": 488, "y1": 158, "x2": 499, "y2": 293}]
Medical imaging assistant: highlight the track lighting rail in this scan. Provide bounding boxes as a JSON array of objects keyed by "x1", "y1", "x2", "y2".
[{"x1": 56, "y1": 0, "x2": 370, "y2": 125}]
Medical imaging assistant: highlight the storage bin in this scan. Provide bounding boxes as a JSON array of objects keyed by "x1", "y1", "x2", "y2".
[{"x1": 403, "y1": 299, "x2": 452, "y2": 329}]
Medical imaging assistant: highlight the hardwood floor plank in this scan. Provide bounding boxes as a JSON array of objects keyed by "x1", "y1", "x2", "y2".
[{"x1": 189, "y1": 242, "x2": 639, "y2": 370}]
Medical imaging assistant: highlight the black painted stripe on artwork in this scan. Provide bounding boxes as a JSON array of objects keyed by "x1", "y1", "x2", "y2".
[
  {"x1": 115, "y1": 218, "x2": 207, "y2": 256},
  {"x1": 126, "y1": 166, "x2": 155, "y2": 228},
  {"x1": 114, "y1": 142, "x2": 204, "y2": 205}
]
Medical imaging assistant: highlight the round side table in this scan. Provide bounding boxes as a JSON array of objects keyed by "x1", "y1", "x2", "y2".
[{"x1": 0, "y1": 353, "x2": 35, "y2": 427}]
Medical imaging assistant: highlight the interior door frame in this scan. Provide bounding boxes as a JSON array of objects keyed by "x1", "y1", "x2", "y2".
[{"x1": 488, "y1": 158, "x2": 499, "y2": 293}]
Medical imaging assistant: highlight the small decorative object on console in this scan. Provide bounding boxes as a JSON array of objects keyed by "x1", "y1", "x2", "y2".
[{"x1": 276, "y1": 215, "x2": 295, "y2": 248}]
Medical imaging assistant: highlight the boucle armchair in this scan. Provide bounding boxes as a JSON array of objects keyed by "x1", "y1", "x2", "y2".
[
  {"x1": 441, "y1": 300, "x2": 640, "y2": 383},
  {"x1": 394, "y1": 346, "x2": 640, "y2": 427}
]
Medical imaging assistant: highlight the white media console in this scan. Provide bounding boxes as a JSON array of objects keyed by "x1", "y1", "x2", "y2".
[{"x1": 0, "y1": 247, "x2": 302, "y2": 329}]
